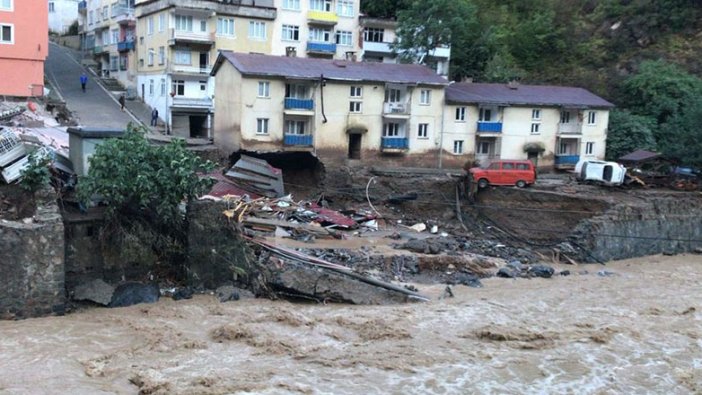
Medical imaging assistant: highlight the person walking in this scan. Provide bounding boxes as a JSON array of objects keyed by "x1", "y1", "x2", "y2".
[
  {"x1": 118, "y1": 95, "x2": 126, "y2": 111},
  {"x1": 150, "y1": 108, "x2": 159, "y2": 126},
  {"x1": 80, "y1": 73, "x2": 88, "y2": 92}
]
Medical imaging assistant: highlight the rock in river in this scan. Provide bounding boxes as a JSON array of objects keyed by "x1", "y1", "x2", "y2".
[{"x1": 109, "y1": 282, "x2": 160, "y2": 308}]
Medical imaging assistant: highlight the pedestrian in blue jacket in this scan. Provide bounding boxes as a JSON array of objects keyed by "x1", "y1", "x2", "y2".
[{"x1": 80, "y1": 73, "x2": 88, "y2": 92}]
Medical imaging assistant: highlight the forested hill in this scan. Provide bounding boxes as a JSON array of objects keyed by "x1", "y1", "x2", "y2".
[{"x1": 362, "y1": 0, "x2": 702, "y2": 166}]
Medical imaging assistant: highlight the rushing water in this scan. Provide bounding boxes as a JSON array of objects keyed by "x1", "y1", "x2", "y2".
[{"x1": 1, "y1": 254, "x2": 701, "y2": 394}]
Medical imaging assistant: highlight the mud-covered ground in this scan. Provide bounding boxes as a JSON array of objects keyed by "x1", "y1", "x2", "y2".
[{"x1": 1, "y1": 254, "x2": 700, "y2": 394}]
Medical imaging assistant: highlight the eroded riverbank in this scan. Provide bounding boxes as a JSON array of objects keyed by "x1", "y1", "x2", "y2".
[{"x1": 1, "y1": 254, "x2": 700, "y2": 394}]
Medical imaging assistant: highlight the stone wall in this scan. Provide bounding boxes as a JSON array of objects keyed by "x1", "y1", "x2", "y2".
[
  {"x1": 0, "y1": 190, "x2": 65, "y2": 319},
  {"x1": 573, "y1": 194, "x2": 702, "y2": 262}
]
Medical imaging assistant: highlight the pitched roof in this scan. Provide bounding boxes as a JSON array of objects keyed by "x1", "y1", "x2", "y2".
[
  {"x1": 446, "y1": 82, "x2": 614, "y2": 108},
  {"x1": 212, "y1": 51, "x2": 449, "y2": 86}
]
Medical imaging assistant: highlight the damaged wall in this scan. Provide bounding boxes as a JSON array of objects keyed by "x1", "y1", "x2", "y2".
[
  {"x1": 573, "y1": 195, "x2": 702, "y2": 262},
  {"x1": 0, "y1": 190, "x2": 65, "y2": 319}
]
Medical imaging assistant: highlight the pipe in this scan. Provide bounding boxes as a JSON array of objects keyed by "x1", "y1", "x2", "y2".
[{"x1": 319, "y1": 74, "x2": 327, "y2": 123}]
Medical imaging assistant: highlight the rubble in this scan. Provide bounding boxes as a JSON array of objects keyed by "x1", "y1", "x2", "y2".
[
  {"x1": 109, "y1": 282, "x2": 160, "y2": 308},
  {"x1": 72, "y1": 279, "x2": 115, "y2": 306}
]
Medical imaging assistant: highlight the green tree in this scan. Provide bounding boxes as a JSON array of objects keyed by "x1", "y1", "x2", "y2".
[
  {"x1": 506, "y1": 10, "x2": 566, "y2": 72},
  {"x1": 605, "y1": 110, "x2": 657, "y2": 161},
  {"x1": 659, "y1": 98, "x2": 702, "y2": 167},
  {"x1": 360, "y1": 0, "x2": 410, "y2": 18},
  {"x1": 19, "y1": 150, "x2": 52, "y2": 193}
]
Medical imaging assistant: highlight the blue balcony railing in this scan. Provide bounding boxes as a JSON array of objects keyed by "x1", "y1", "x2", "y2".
[
  {"x1": 117, "y1": 40, "x2": 135, "y2": 52},
  {"x1": 284, "y1": 134, "x2": 313, "y2": 146},
  {"x1": 555, "y1": 155, "x2": 580, "y2": 166},
  {"x1": 284, "y1": 98, "x2": 314, "y2": 110},
  {"x1": 306, "y1": 42, "x2": 337, "y2": 53},
  {"x1": 477, "y1": 122, "x2": 502, "y2": 132},
  {"x1": 381, "y1": 137, "x2": 409, "y2": 150}
]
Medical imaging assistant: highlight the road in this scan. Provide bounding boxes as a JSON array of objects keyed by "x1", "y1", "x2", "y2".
[{"x1": 45, "y1": 43, "x2": 135, "y2": 129}]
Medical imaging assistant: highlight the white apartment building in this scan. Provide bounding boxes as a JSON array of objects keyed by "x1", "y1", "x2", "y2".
[{"x1": 48, "y1": 0, "x2": 80, "y2": 34}]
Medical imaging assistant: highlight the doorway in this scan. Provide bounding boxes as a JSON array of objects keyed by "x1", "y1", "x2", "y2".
[{"x1": 348, "y1": 134, "x2": 362, "y2": 159}]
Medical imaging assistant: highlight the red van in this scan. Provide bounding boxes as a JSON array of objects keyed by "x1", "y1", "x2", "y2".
[{"x1": 469, "y1": 160, "x2": 536, "y2": 188}]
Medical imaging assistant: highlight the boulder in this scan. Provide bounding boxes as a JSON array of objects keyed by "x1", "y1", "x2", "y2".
[
  {"x1": 73, "y1": 279, "x2": 115, "y2": 306},
  {"x1": 172, "y1": 287, "x2": 194, "y2": 301},
  {"x1": 109, "y1": 282, "x2": 160, "y2": 308},
  {"x1": 528, "y1": 265, "x2": 555, "y2": 279}
]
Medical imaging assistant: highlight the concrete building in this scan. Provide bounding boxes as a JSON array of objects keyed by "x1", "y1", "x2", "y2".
[
  {"x1": 360, "y1": 16, "x2": 451, "y2": 77},
  {"x1": 134, "y1": 0, "x2": 276, "y2": 138},
  {"x1": 444, "y1": 82, "x2": 614, "y2": 169},
  {"x1": 0, "y1": 0, "x2": 49, "y2": 97},
  {"x1": 211, "y1": 51, "x2": 457, "y2": 167},
  {"x1": 48, "y1": 0, "x2": 80, "y2": 34},
  {"x1": 271, "y1": 0, "x2": 361, "y2": 60}
]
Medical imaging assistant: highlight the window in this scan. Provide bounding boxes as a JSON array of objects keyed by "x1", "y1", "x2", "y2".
[
  {"x1": 200, "y1": 81, "x2": 207, "y2": 91},
  {"x1": 530, "y1": 123, "x2": 540, "y2": 134},
  {"x1": 417, "y1": 123, "x2": 428, "y2": 139},
  {"x1": 587, "y1": 111, "x2": 596, "y2": 125},
  {"x1": 282, "y1": 0, "x2": 300, "y2": 10},
  {"x1": 383, "y1": 123, "x2": 401, "y2": 137},
  {"x1": 110, "y1": 56, "x2": 118, "y2": 71},
  {"x1": 586, "y1": 142, "x2": 594, "y2": 155},
  {"x1": 256, "y1": 118, "x2": 269, "y2": 135},
  {"x1": 285, "y1": 120, "x2": 306, "y2": 135},
  {"x1": 89, "y1": 11, "x2": 93, "y2": 25},
  {"x1": 282, "y1": 24, "x2": 299, "y2": 41},
  {"x1": 560, "y1": 110, "x2": 570, "y2": 124},
  {"x1": 364, "y1": 27, "x2": 384, "y2": 43},
  {"x1": 336, "y1": 0, "x2": 354, "y2": 17},
  {"x1": 453, "y1": 140, "x2": 464, "y2": 154},
  {"x1": 102, "y1": 6, "x2": 108, "y2": 20},
  {"x1": 309, "y1": 27, "x2": 331, "y2": 42},
  {"x1": 249, "y1": 21, "x2": 266, "y2": 40},
  {"x1": 310, "y1": 0, "x2": 332, "y2": 12},
  {"x1": 175, "y1": 15, "x2": 193, "y2": 31},
  {"x1": 119, "y1": 54, "x2": 128, "y2": 70},
  {"x1": 350, "y1": 86, "x2": 362, "y2": 97},
  {"x1": 532, "y1": 109, "x2": 541, "y2": 120},
  {"x1": 217, "y1": 18, "x2": 235, "y2": 36},
  {"x1": 455, "y1": 107, "x2": 466, "y2": 121},
  {"x1": 160, "y1": 78, "x2": 166, "y2": 96},
  {"x1": 502, "y1": 162, "x2": 515, "y2": 170},
  {"x1": 147, "y1": 16, "x2": 154, "y2": 34},
  {"x1": 257, "y1": 81, "x2": 270, "y2": 97},
  {"x1": 479, "y1": 108, "x2": 492, "y2": 122},
  {"x1": 349, "y1": 101, "x2": 362, "y2": 113},
  {"x1": 420, "y1": 90, "x2": 431, "y2": 105},
  {"x1": 149, "y1": 79, "x2": 154, "y2": 96},
  {"x1": 111, "y1": 29, "x2": 119, "y2": 45},
  {"x1": 147, "y1": 48, "x2": 154, "y2": 66},
  {"x1": 477, "y1": 141, "x2": 490, "y2": 155},
  {"x1": 158, "y1": 46, "x2": 165, "y2": 65},
  {"x1": 285, "y1": 83, "x2": 309, "y2": 99},
  {"x1": 385, "y1": 88, "x2": 401, "y2": 103},
  {"x1": 159, "y1": 14, "x2": 165, "y2": 32},
  {"x1": 516, "y1": 163, "x2": 531, "y2": 170},
  {"x1": 200, "y1": 20, "x2": 207, "y2": 32},
  {"x1": 172, "y1": 80, "x2": 185, "y2": 96},
  {"x1": 335, "y1": 30, "x2": 352, "y2": 46},
  {"x1": 0, "y1": 0, "x2": 12, "y2": 11},
  {"x1": 559, "y1": 142, "x2": 568, "y2": 155},
  {"x1": 174, "y1": 49, "x2": 191, "y2": 65},
  {"x1": 0, "y1": 24, "x2": 12, "y2": 44},
  {"x1": 110, "y1": 3, "x2": 116, "y2": 18},
  {"x1": 49, "y1": 2, "x2": 55, "y2": 12}
]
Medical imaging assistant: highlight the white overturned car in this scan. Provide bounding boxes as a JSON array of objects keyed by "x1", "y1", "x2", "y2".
[{"x1": 574, "y1": 159, "x2": 627, "y2": 186}]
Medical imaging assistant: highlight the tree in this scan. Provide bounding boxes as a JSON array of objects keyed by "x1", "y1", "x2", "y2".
[
  {"x1": 360, "y1": 0, "x2": 410, "y2": 18},
  {"x1": 605, "y1": 110, "x2": 657, "y2": 161},
  {"x1": 659, "y1": 98, "x2": 702, "y2": 167}
]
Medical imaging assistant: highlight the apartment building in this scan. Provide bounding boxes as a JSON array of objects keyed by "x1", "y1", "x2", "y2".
[
  {"x1": 81, "y1": 0, "x2": 137, "y2": 87},
  {"x1": 211, "y1": 51, "x2": 454, "y2": 167},
  {"x1": 134, "y1": 0, "x2": 276, "y2": 138},
  {"x1": 360, "y1": 16, "x2": 451, "y2": 77},
  {"x1": 271, "y1": 0, "x2": 361, "y2": 60},
  {"x1": 0, "y1": 0, "x2": 48, "y2": 97},
  {"x1": 48, "y1": 0, "x2": 80, "y2": 34},
  {"x1": 444, "y1": 82, "x2": 614, "y2": 169}
]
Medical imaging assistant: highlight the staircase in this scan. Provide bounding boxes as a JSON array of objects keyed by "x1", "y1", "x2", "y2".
[{"x1": 100, "y1": 77, "x2": 125, "y2": 92}]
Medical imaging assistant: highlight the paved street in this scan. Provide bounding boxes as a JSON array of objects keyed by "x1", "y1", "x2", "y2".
[{"x1": 45, "y1": 42, "x2": 135, "y2": 129}]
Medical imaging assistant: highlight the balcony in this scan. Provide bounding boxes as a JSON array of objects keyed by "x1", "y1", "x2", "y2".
[
  {"x1": 78, "y1": 1, "x2": 87, "y2": 14},
  {"x1": 169, "y1": 64, "x2": 212, "y2": 75},
  {"x1": 427, "y1": 45, "x2": 451, "y2": 59},
  {"x1": 383, "y1": 102, "x2": 410, "y2": 117},
  {"x1": 307, "y1": 10, "x2": 339, "y2": 25},
  {"x1": 306, "y1": 42, "x2": 336, "y2": 54},
  {"x1": 117, "y1": 40, "x2": 135, "y2": 52},
  {"x1": 381, "y1": 137, "x2": 409, "y2": 150},
  {"x1": 477, "y1": 121, "x2": 502, "y2": 133},
  {"x1": 558, "y1": 122, "x2": 583, "y2": 135},
  {"x1": 171, "y1": 96, "x2": 213, "y2": 110},
  {"x1": 362, "y1": 41, "x2": 392, "y2": 55},
  {"x1": 284, "y1": 98, "x2": 314, "y2": 110},
  {"x1": 113, "y1": 6, "x2": 135, "y2": 24},
  {"x1": 555, "y1": 155, "x2": 580, "y2": 168},
  {"x1": 168, "y1": 28, "x2": 215, "y2": 46},
  {"x1": 284, "y1": 134, "x2": 313, "y2": 147},
  {"x1": 93, "y1": 45, "x2": 108, "y2": 54}
]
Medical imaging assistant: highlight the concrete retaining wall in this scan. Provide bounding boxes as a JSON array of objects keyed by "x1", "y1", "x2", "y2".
[{"x1": 0, "y1": 192, "x2": 65, "y2": 319}]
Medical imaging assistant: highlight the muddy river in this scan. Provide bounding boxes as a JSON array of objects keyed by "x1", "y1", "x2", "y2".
[{"x1": 1, "y1": 254, "x2": 700, "y2": 394}]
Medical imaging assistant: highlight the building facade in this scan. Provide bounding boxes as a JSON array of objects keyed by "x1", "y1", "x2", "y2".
[
  {"x1": 48, "y1": 0, "x2": 80, "y2": 34},
  {"x1": 211, "y1": 51, "x2": 455, "y2": 167},
  {"x1": 134, "y1": 0, "x2": 276, "y2": 138},
  {"x1": 0, "y1": 0, "x2": 49, "y2": 97},
  {"x1": 444, "y1": 82, "x2": 614, "y2": 169}
]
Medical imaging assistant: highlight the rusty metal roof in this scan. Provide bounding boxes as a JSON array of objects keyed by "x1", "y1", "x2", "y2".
[
  {"x1": 446, "y1": 82, "x2": 614, "y2": 108},
  {"x1": 618, "y1": 150, "x2": 661, "y2": 163},
  {"x1": 212, "y1": 51, "x2": 449, "y2": 86}
]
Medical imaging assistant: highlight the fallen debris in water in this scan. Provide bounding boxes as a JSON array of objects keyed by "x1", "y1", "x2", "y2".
[
  {"x1": 109, "y1": 282, "x2": 160, "y2": 308},
  {"x1": 72, "y1": 279, "x2": 115, "y2": 306}
]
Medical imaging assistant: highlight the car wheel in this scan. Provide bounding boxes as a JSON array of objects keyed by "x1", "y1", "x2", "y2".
[
  {"x1": 516, "y1": 180, "x2": 527, "y2": 188},
  {"x1": 478, "y1": 178, "x2": 489, "y2": 188}
]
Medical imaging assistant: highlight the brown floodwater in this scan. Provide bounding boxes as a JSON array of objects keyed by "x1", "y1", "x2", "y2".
[{"x1": 1, "y1": 254, "x2": 701, "y2": 394}]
